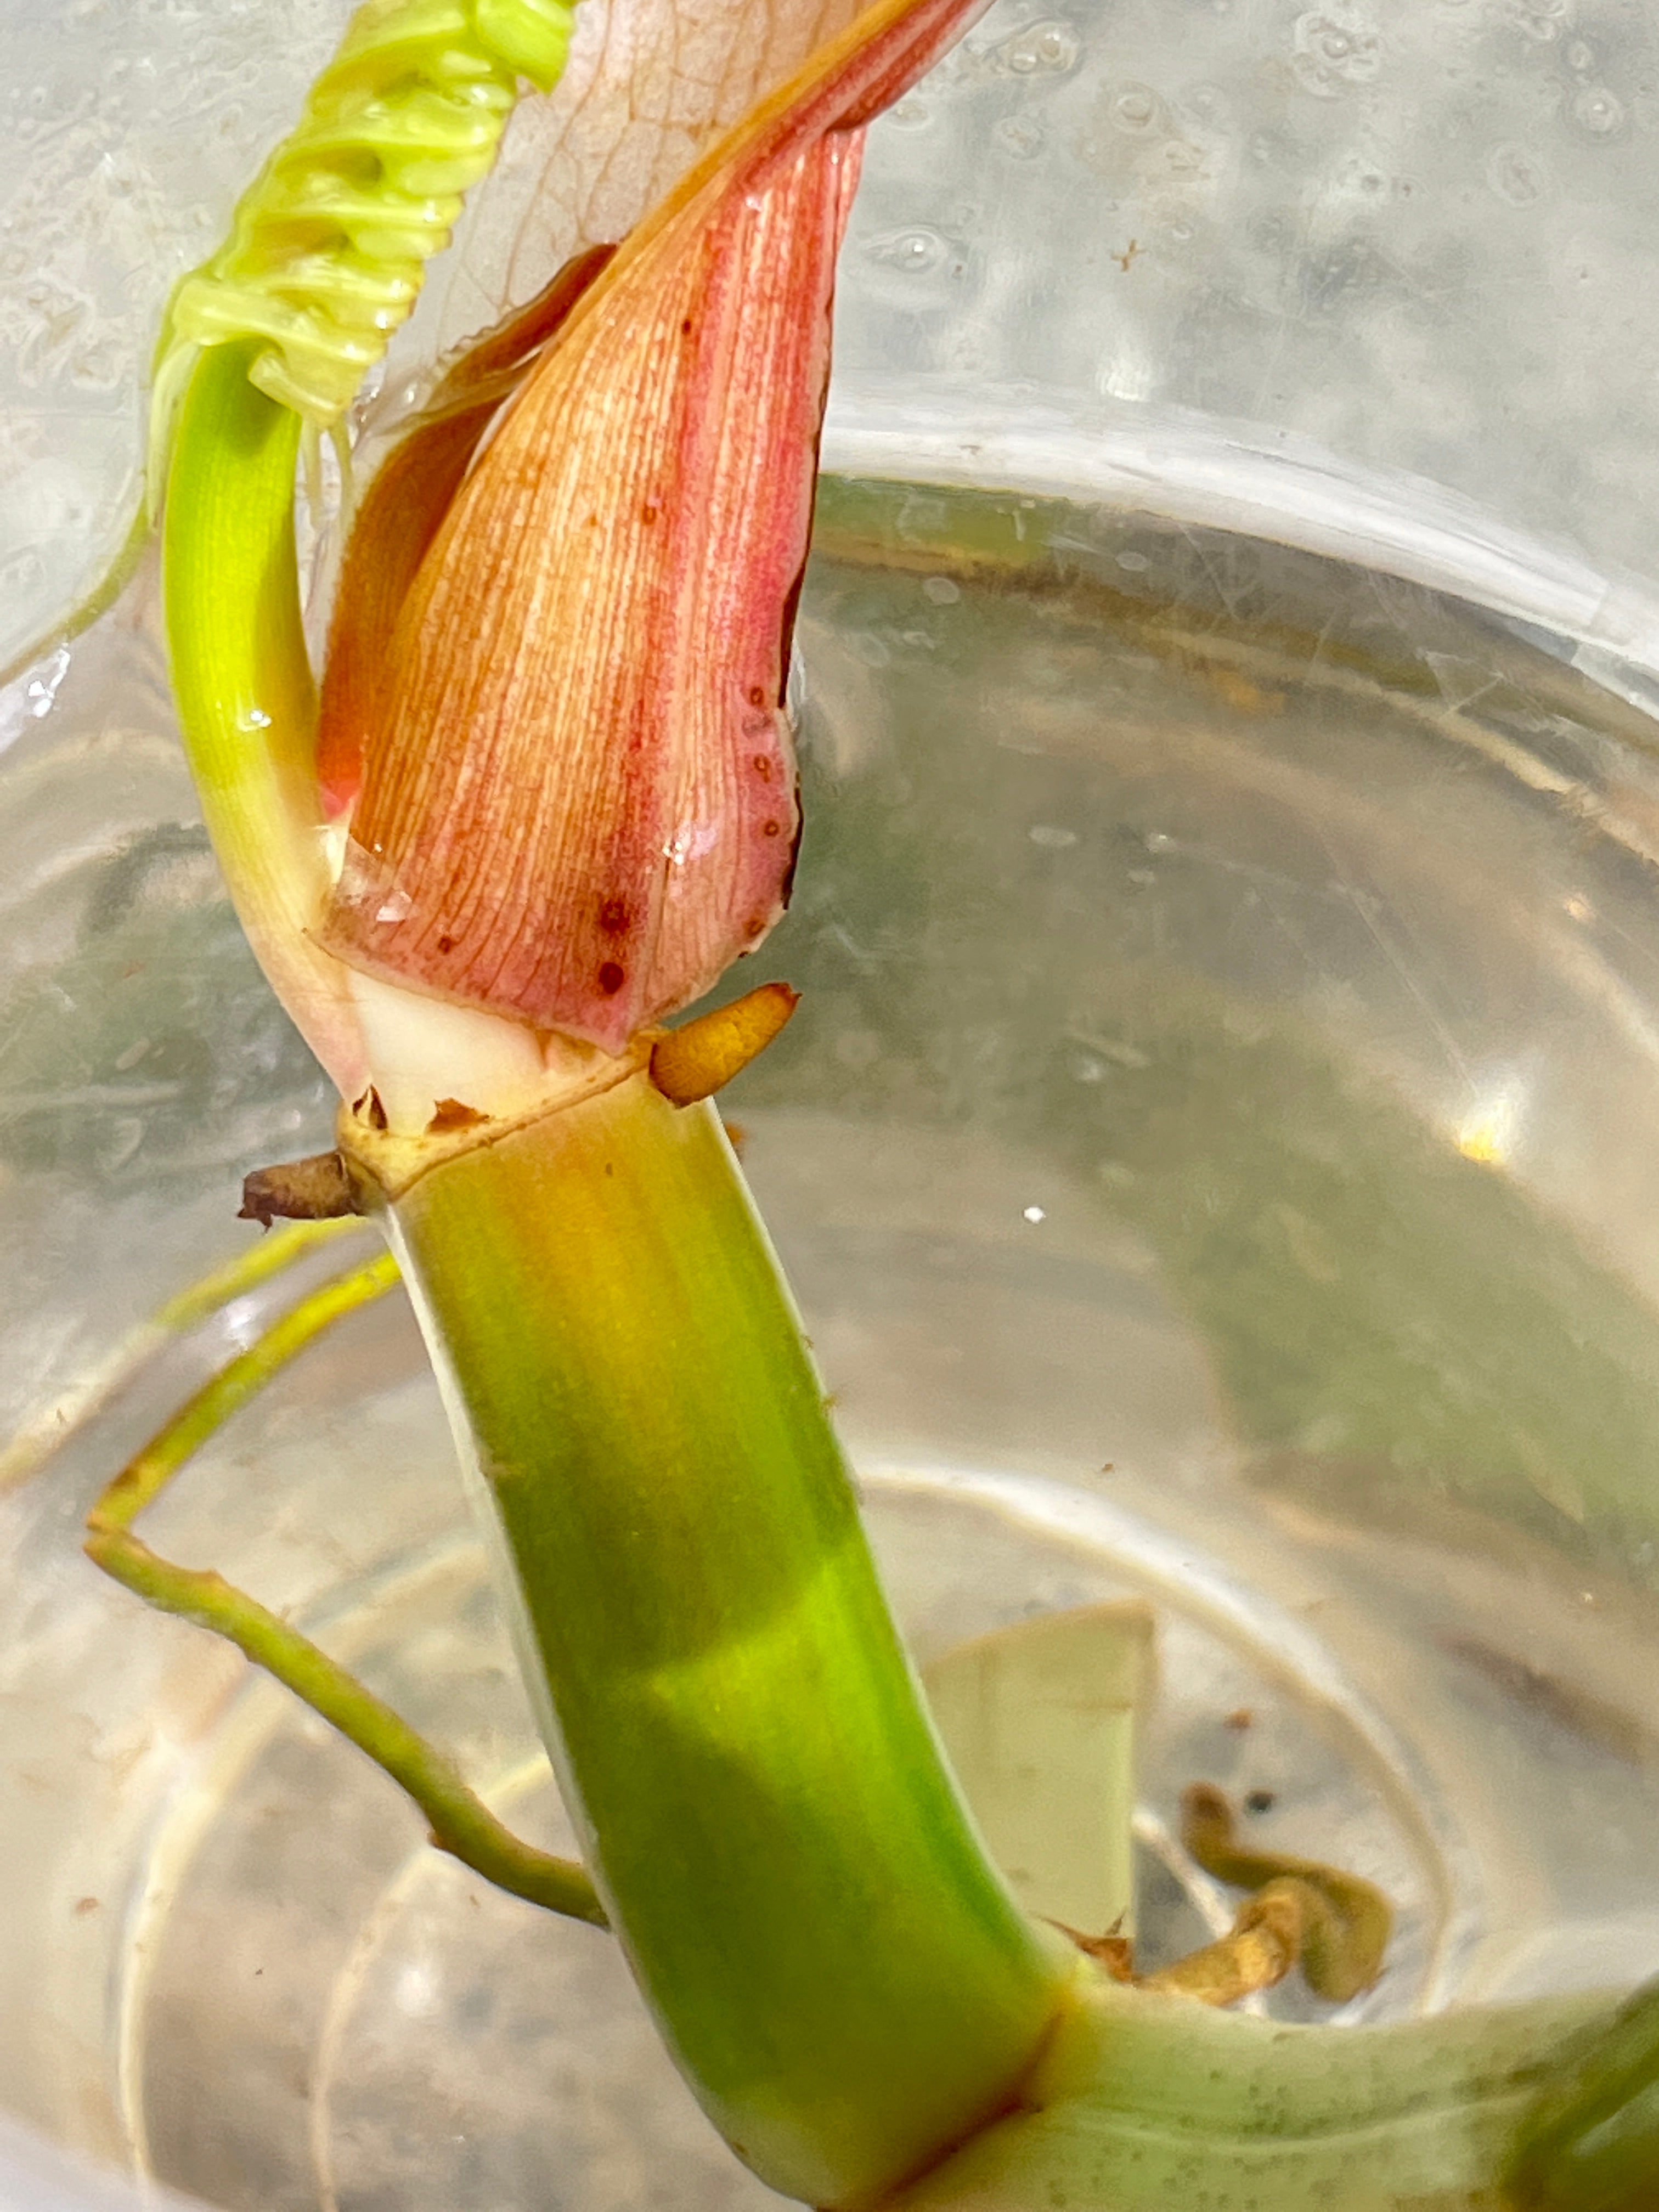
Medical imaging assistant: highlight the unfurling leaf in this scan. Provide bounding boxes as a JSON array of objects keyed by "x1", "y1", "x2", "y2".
[
  {"x1": 317, "y1": 245, "x2": 616, "y2": 815},
  {"x1": 320, "y1": 0, "x2": 989, "y2": 1052}
]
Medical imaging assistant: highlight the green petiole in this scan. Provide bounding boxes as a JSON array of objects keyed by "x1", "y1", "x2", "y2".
[{"x1": 84, "y1": 1245, "x2": 605, "y2": 1927}]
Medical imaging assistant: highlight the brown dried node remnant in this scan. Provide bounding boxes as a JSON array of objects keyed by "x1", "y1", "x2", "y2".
[
  {"x1": 240, "y1": 1152, "x2": 359, "y2": 1227},
  {"x1": 1053, "y1": 1922, "x2": 1135, "y2": 1983},
  {"x1": 427, "y1": 1098, "x2": 488, "y2": 1135}
]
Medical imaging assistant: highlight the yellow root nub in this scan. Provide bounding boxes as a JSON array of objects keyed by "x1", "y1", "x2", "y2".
[{"x1": 650, "y1": 983, "x2": 799, "y2": 1108}]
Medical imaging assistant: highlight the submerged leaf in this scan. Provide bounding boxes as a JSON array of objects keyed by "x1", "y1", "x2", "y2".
[{"x1": 323, "y1": 0, "x2": 989, "y2": 1050}]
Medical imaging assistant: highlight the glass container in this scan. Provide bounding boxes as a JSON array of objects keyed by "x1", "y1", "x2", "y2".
[{"x1": 4, "y1": 1, "x2": 1659, "y2": 2207}]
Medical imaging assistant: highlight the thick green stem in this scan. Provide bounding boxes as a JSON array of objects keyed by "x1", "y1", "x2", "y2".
[
  {"x1": 885, "y1": 1974, "x2": 1641, "y2": 2212},
  {"x1": 360, "y1": 1073, "x2": 1072, "y2": 2208}
]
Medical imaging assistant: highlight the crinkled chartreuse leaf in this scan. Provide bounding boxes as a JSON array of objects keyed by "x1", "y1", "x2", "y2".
[{"x1": 152, "y1": 0, "x2": 577, "y2": 441}]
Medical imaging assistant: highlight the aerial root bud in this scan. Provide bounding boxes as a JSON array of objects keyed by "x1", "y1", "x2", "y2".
[{"x1": 650, "y1": 982, "x2": 799, "y2": 1106}]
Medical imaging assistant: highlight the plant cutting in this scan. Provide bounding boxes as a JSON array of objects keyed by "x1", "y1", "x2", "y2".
[{"x1": 43, "y1": 0, "x2": 1659, "y2": 2203}]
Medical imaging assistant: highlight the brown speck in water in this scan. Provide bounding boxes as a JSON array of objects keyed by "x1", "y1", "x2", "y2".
[
  {"x1": 74, "y1": 1897, "x2": 99, "y2": 1917},
  {"x1": 723, "y1": 1119, "x2": 748, "y2": 1157},
  {"x1": 1245, "y1": 1789, "x2": 1276, "y2": 1814},
  {"x1": 1225, "y1": 1708, "x2": 1254, "y2": 1731},
  {"x1": 597, "y1": 961, "x2": 626, "y2": 995}
]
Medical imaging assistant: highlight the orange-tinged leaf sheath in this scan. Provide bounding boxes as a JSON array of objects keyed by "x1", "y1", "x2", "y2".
[
  {"x1": 317, "y1": 245, "x2": 616, "y2": 815},
  {"x1": 320, "y1": 0, "x2": 990, "y2": 1049}
]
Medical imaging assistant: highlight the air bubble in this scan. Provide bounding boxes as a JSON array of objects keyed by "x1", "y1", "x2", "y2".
[
  {"x1": 1111, "y1": 82, "x2": 1161, "y2": 133},
  {"x1": 865, "y1": 226, "x2": 947, "y2": 275},
  {"x1": 1502, "y1": 0, "x2": 1569, "y2": 41},
  {"x1": 1291, "y1": 9, "x2": 1381, "y2": 97},
  {"x1": 994, "y1": 114, "x2": 1045, "y2": 160},
  {"x1": 1572, "y1": 84, "x2": 1625, "y2": 135},
  {"x1": 994, "y1": 19, "x2": 1079, "y2": 75}
]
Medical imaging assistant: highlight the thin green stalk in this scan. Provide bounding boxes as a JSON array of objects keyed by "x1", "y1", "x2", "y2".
[
  {"x1": 163, "y1": 342, "x2": 363, "y2": 1093},
  {"x1": 356, "y1": 1073, "x2": 1075, "y2": 2210},
  {"x1": 91, "y1": 1250, "x2": 403, "y2": 1529},
  {"x1": 152, "y1": 1214, "x2": 371, "y2": 1335},
  {"x1": 0, "y1": 1217, "x2": 370, "y2": 1489},
  {"x1": 84, "y1": 1247, "x2": 604, "y2": 1927}
]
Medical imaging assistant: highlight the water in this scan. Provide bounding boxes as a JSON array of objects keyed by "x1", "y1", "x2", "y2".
[{"x1": 4, "y1": 455, "x2": 1659, "y2": 2207}]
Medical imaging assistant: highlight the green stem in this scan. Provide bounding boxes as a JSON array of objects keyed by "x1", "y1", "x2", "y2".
[
  {"x1": 1507, "y1": 1978, "x2": 1659, "y2": 2211},
  {"x1": 153, "y1": 1214, "x2": 372, "y2": 1335},
  {"x1": 887, "y1": 1973, "x2": 1642, "y2": 2212},
  {"x1": 85, "y1": 1249, "x2": 604, "y2": 1928},
  {"x1": 0, "y1": 1218, "x2": 370, "y2": 1489},
  {"x1": 163, "y1": 343, "x2": 364, "y2": 1093},
  {"x1": 360, "y1": 1073, "x2": 1073, "y2": 2209}
]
